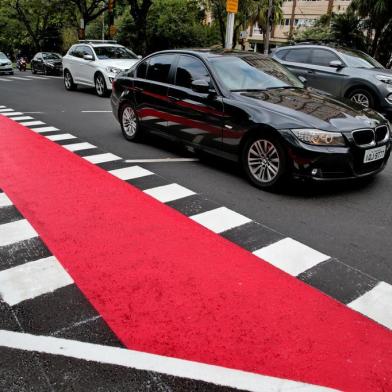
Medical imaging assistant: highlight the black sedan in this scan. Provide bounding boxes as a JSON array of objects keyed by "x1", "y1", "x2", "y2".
[
  {"x1": 31, "y1": 52, "x2": 63, "y2": 75},
  {"x1": 111, "y1": 50, "x2": 391, "y2": 190}
]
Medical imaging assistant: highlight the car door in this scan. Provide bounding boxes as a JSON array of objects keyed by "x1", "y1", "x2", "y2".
[
  {"x1": 79, "y1": 45, "x2": 95, "y2": 85},
  {"x1": 34, "y1": 53, "x2": 43, "y2": 73},
  {"x1": 307, "y1": 48, "x2": 348, "y2": 97},
  {"x1": 279, "y1": 48, "x2": 314, "y2": 80},
  {"x1": 166, "y1": 54, "x2": 224, "y2": 151},
  {"x1": 133, "y1": 53, "x2": 176, "y2": 134},
  {"x1": 66, "y1": 46, "x2": 84, "y2": 83}
]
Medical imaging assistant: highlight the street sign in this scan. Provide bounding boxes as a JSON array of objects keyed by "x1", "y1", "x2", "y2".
[{"x1": 226, "y1": 0, "x2": 238, "y2": 13}]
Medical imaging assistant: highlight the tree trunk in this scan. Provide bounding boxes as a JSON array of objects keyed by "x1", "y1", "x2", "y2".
[
  {"x1": 289, "y1": 0, "x2": 296, "y2": 40},
  {"x1": 370, "y1": 27, "x2": 382, "y2": 57}
]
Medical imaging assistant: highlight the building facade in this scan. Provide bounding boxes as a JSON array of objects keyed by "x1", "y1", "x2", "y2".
[{"x1": 249, "y1": 0, "x2": 352, "y2": 45}]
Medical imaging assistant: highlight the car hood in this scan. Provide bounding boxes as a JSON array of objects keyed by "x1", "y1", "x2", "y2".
[
  {"x1": 235, "y1": 88, "x2": 386, "y2": 132},
  {"x1": 98, "y1": 59, "x2": 139, "y2": 71}
]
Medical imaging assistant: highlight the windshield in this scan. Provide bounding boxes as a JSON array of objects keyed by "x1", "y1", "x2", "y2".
[
  {"x1": 210, "y1": 55, "x2": 304, "y2": 92},
  {"x1": 94, "y1": 46, "x2": 137, "y2": 60},
  {"x1": 42, "y1": 53, "x2": 61, "y2": 60},
  {"x1": 0, "y1": 52, "x2": 8, "y2": 60},
  {"x1": 339, "y1": 49, "x2": 384, "y2": 69}
]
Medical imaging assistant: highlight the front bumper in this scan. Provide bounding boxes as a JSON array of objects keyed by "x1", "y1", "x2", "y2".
[
  {"x1": 0, "y1": 65, "x2": 13, "y2": 73},
  {"x1": 278, "y1": 129, "x2": 391, "y2": 181}
]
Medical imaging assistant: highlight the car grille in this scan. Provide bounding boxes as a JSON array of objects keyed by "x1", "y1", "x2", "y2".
[
  {"x1": 352, "y1": 125, "x2": 389, "y2": 147},
  {"x1": 375, "y1": 125, "x2": 388, "y2": 142}
]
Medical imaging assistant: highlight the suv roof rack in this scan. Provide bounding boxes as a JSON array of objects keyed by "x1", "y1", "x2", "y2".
[{"x1": 78, "y1": 40, "x2": 117, "y2": 44}]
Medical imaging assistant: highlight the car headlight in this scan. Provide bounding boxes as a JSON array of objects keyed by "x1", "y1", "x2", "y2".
[
  {"x1": 46, "y1": 63, "x2": 54, "y2": 67},
  {"x1": 291, "y1": 129, "x2": 346, "y2": 146},
  {"x1": 106, "y1": 66, "x2": 121, "y2": 74},
  {"x1": 376, "y1": 74, "x2": 392, "y2": 85}
]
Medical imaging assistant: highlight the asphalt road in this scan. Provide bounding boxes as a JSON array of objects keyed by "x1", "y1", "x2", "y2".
[{"x1": 1, "y1": 73, "x2": 391, "y2": 285}]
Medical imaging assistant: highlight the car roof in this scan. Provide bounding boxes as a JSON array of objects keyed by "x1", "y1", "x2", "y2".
[
  {"x1": 275, "y1": 44, "x2": 364, "y2": 55},
  {"x1": 147, "y1": 49, "x2": 270, "y2": 61}
]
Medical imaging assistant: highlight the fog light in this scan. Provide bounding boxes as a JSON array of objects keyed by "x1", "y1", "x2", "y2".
[
  {"x1": 311, "y1": 168, "x2": 318, "y2": 176},
  {"x1": 386, "y1": 94, "x2": 392, "y2": 105}
]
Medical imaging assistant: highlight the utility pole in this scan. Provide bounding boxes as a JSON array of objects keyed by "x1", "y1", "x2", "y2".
[
  {"x1": 225, "y1": 0, "x2": 239, "y2": 49},
  {"x1": 264, "y1": 0, "x2": 273, "y2": 54},
  {"x1": 108, "y1": 0, "x2": 116, "y2": 39}
]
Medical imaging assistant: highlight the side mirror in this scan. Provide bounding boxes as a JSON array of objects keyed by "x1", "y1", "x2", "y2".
[
  {"x1": 191, "y1": 79, "x2": 211, "y2": 94},
  {"x1": 83, "y1": 54, "x2": 94, "y2": 61},
  {"x1": 137, "y1": 55, "x2": 142, "y2": 59},
  {"x1": 329, "y1": 60, "x2": 344, "y2": 69},
  {"x1": 298, "y1": 75, "x2": 307, "y2": 86}
]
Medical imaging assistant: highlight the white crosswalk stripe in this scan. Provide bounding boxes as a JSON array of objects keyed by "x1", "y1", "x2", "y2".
[
  {"x1": 19, "y1": 120, "x2": 45, "y2": 127},
  {"x1": 0, "y1": 112, "x2": 24, "y2": 116},
  {"x1": 109, "y1": 166, "x2": 153, "y2": 180},
  {"x1": 30, "y1": 126, "x2": 59, "y2": 133},
  {"x1": 0, "y1": 219, "x2": 37, "y2": 247},
  {"x1": 46, "y1": 133, "x2": 76, "y2": 141},
  {"x1": 83, "y1": 153, "x2": 122, "y2": 164},
  {"x1": 0, "y1": 256, "x2": 73, "y2": 306},
  {"x1": 144, "y1": 184, "x2": 195, "y2": 203},
  {"x1": 12, "y1": 116, "x2": 34, "y2": 121},
  {"x1": 63, "y1": 142, "x2": 96, "y2": 152},
  {"x1": 0, "y1": 193, "x2": 12, "y2": 207}
]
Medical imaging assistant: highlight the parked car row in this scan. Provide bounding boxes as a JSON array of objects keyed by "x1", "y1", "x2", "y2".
[{"x1": 58, "y1": 41, "x2": 391, "y2": 190}]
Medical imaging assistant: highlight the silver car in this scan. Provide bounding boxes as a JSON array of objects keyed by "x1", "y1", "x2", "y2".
[
  {"x1": 272, "y1": 45, "x2": 392, "y2": 117},
  {"x1": 0, "y1": 52, "x2": 13, "y2": 75}
]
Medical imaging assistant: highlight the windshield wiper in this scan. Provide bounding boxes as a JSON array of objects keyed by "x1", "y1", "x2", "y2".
[{"x1": 265, "y1": 86, "x2": 303, "y2": 90}]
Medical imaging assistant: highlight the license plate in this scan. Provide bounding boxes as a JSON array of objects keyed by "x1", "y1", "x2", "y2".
[{"x1": 363, "y1": 146, "x2": 386, "y2": 163}]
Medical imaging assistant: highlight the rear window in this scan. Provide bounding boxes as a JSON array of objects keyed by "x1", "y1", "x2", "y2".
[
  {"x1": 274, "y1": 49, "x2": 288, "y2": 60},
  {"x1": 146, "y1": 54, "x2": 174, "y2": 84},
  {"x1": 285, "y1": 49, "x2": 311, "y2": 64}
]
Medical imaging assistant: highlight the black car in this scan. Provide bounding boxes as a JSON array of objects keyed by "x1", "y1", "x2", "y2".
[
  {"x1": 111, "y1": 50, "x2": 391, "y2": 190},
  {"x1": 31, "y1": 52, "x2": 63, "y2": 75}
]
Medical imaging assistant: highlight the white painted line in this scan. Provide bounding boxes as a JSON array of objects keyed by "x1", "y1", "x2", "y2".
[
  {"x1": 348, "y1": 282, "x2": 392, "y2": 329},
  {"x1": 23, "y1": 76, "x2": 47, "y2": 80},
  {"x1": 125, "y1": 158, "x2": 199, "y2": 163},
  {"x1": 253, "y1": 238, "x2": 330, "y2": 276},
  {"x1": 23, "y1": 112, "x2": 44, "y2": 114},
  {"x1": 81, "y1": 110, "x2": 112, "y2": 113},
  {"x1": 30, "y1": 126, "x2": 59, "y2": 133},
  {"x1": 109, "y1": 166, "x2": 153, "y2": 180},
  {"x1": 0, "y1": 219, "x2": 37, "y2": 247},
  {"x1": 0, "y1": 193, "x2": 12, "y2": 207},
  {"x1": 19, "y1": 121, "x2": 45, "y2": 127},
  {"x1": 0, "y1": 105, "x2": 6, "y2": 108},
  {"x1": 83, "y1": 153, "x2": 122, "y2": 164},
  {"x1": 144, "y1": 184, "x2": 195, "y2": 203},
  {"x1": 46, "y1": 133, "x2": 76, "y2": 141},
  {"x1": 63, "y1": 142, "x2": 96, "y2": 152},
  {"x1": 0, "y1": 108, "x2": 14, "y2": 112},
  {"x1": 0, "y1": 256, "x2": 73, "y2": 306},
  {"x1": 1, "y1": 112, "x2": 23, "y2": 116},
  {"x1": 9, "y1": 76, "x2": 32, "y2": 81},
  {"x1": 0, "y1": 330, "x2": 335, "y2": 392},
  {"x1": 11, "y1": 116, "x2": 34, "y2": 121},
  {"x1": 0, "y1": 78, "x2": 12, "y2": 82},
  {"x1": 191, "y1": 207, "x2": 252, "y2": 234}
]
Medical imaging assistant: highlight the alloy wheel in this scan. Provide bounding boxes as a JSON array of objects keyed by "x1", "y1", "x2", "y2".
[
  {"x1": 122, "y1": 106, "x2": 137, "y2": 137},
  {"x1": 247, "y1": 139, "x2": 280, "y2": 184},
  {"x1": 96, "y1": 76, "x2": 105, "y2": 96},
  {"x1": 64, "y1": 72, "x2": 71, "y2": 89},
  {"x1": 350, "y1": 93, "x2": 370, "y2": 108}
]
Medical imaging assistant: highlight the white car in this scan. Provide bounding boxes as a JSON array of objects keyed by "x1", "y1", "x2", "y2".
[
  {"x1": 0, "y1": 52, "x2": 13, "y2": 75},
  {"x1": 62, "y1": 41, "x2": 140, "y2": 97}
]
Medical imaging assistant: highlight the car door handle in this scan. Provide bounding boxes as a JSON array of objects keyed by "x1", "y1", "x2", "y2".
[
  {"x1": 307, "y1": 70, "x2": 315, "y2": 74},
  {"x1": 168, "y1": 96, "x2": 180, "y2": 102}
]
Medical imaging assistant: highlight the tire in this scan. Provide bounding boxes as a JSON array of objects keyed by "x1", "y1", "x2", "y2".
[
  {"x1": 95, "y1": 73, "x2": 108, "y2": 97},
  {"x1": 32, "y1": 66, "x2": 36, "y2": 74},
  {"x1": 64, "y1": 70, "x2": 76, "y2": 91},
  {"x1": 120, "y1": 104, "x2": 142, "y2": 142},
  {"x1": 241, "y1": 133, "x2": 288, "y2": 190},
  {"x1": 348, "y1": 88, "x2": 375, "y2": 109}
]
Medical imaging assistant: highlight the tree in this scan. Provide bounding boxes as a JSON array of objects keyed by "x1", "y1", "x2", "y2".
[{"x1": 69, "y1": 0, "x2": 108, "y2": 39}]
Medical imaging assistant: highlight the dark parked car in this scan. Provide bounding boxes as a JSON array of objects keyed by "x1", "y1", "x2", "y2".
[
  {"x1": 271, "y1": 45, "x2": 392, "y2": 116},
  {"x1": 31, "y1": 52, "x2": 62, "y2": 75},
  {"x1": 111, "y1": 50, "x2": 391, "y2": 190}
]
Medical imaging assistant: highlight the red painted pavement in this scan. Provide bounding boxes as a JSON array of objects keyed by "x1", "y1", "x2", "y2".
[{"x1": 1, "y1": 116, "x2": 392, "y2": 391}]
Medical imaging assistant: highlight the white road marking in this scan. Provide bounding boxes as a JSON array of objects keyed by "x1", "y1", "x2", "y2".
[
  {"x1": 125, "y1": 158, "x2": 199, "y2": 163},
  {"x1": 23, "y1": 76, "x2": 47, "y2": 80},
  {"x1": 23, "y1": 112, "x2": 44, "y2": 114},
  {"x1": 0, "y1": 330, "x2": 336, "y2": 392},
  {"x1": 81, "y1": 110, "x2": 112, "y2": 113},
  {"x1": 30, "y1": 126, "x2": 59, "y2": 133},
  {"x1": 46, "y1": 133, "x2": 76, "y2": 141},
  {"x1": 0, "y1": 256, "x2": 73, "y2": 306},
  {"x1": 19, "y1": 120, "x2": 45, "y2": 127},
  {"x1": 9, "y1": 76, "x2": 32, "y2": 81},
  {"x1": 191, "y1": 207, "x2": 252, "y2": 234},
  {"x1": 109, "y1": 166, "x2": 153, "y2": 180},
  {"x1": 348, "y1": 282, "x2": 392, "y2": 329},
  {"x1": 12, "y1": 116, "x2": 34, "y2": 121},
  {"x1": 0, "y1": 108, "x2": 14, "y2": 112},
  {"x1": 144, "y1": 184, "x2": 195, "y2": 203},
  {"x1": 1, "y1": 112, "x2": 24, "y2": 117},
  {"x1": 0, "y1": 78, "x2": 12, "y2": 82},
  {"x1": 0, "y1": 105, "x2": 6, "y2": 108},
  {"x1": 63, "y1": 142, "x2": 96, "y2": 152},
  {"x1": 0, "y1": 219, "x2": 37, "y2": 247},
  {"x1": 253, "y1": 238, "x2": 330, "y2": 276},
  {"x1": 0, "y1": 193, "x2": 12, "y2": 207},
  {"x1": 83, "y1": 153, "x2": 122, "y2": 164}
]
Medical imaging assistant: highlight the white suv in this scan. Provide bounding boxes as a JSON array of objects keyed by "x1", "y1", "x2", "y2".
[{"x1": 62, "y1": 41, "x2": 140, "y2": 97}]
